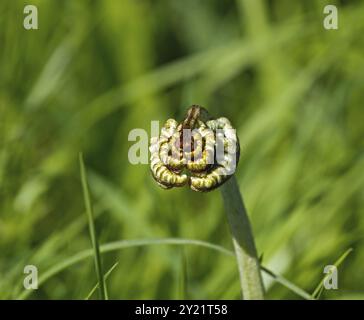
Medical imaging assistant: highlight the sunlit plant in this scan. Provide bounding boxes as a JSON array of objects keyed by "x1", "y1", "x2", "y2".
[{"x1": 149, "y1": 105, "x2": 264, "y2": 299}]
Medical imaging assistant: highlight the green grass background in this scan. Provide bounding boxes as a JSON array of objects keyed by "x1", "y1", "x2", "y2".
[{"x1": 1, "y1": 0, "x2": 364, "y2": 299}]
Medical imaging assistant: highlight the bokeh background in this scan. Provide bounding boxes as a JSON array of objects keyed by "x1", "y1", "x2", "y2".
[{"x1": 1, "y1": 0, "x2": 364, "y2": 299}]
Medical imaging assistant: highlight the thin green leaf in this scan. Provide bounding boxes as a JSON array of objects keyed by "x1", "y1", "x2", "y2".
[
  {"x1": 18, "y1": 237, "x2": 311, "y2": 300},
  {"x1": 85, "y1": 262, "x2": 119, "y2": 300},
  {"x1": 79, "y1": 152, "x2": 107, "y2": 300},
  {"x1": 312, "y1": 248, "x2": 353, "y2": 299},
  {"x1": 261, "y1": 266, "x2": 313, "y2": 300}
]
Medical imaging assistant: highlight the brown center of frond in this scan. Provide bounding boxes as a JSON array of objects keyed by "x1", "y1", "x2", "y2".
[{"x1": 150, "y1": 105, "x2": 240, "y2": 192}]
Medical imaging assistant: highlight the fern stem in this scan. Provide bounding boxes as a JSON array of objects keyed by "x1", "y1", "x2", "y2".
[{"x1": 220, "y1": 176, "x2": 265, "y2": 299}]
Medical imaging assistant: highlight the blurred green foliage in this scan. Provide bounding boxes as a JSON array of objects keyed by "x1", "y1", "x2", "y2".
[{"x1": 1, "y1": 0, "x2": 364, "y2": 299}]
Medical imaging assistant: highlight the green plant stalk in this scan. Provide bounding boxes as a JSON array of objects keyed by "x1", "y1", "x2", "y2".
[
  {"x1": 79, "y1": 153, "x2": 107, "y2": 300},
  {"x1": 220, "y1": 176, "x2": 265, "y2": 300}
]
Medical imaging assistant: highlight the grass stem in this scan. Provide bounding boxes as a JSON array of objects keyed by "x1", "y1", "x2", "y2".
[
  {"x1": 79, "y1": 152, "x2": 107, "y2": 300},
  {"x1": 220, "y1": 176, "x2": 265, "y2": 299}
]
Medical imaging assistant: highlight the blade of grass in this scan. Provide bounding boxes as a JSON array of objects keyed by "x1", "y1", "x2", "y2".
[
  {"x1": 18, "y1": 237, "x2": 311, "y2": 300},
  {"x1": 312, "y1": 248, "x2": 353, "y2": 299},
  {"x1": 260, "y1": 266, "x2": 313, "y2": 300},
  {"x1": 85, "y1": 262, "x2": 119, "y2": 300},
  {"x1": 79, "y1": 152, "x2": 107, "y2": 300}
]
